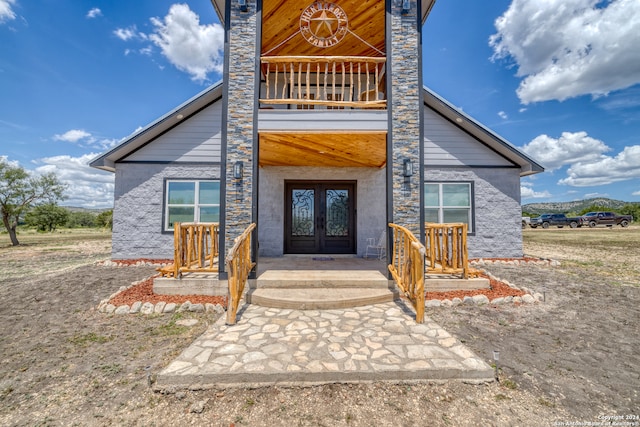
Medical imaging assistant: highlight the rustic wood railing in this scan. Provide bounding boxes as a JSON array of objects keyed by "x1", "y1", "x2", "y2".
[
  {"x1": 157, "y1": 222, "x2": 219, "y2": 278},
  {"x1": 424, "y1": 222, "x2": 472, "y2": 279},
  {"x1": 225, "y1": 223, "x2": 257, "y2": 325},
  {"x1": 388, "y1": 223, "x2": 425, "y2": 323},
  {"x1": 260, "y1": 56, "x2": 386, "y2": 109}
]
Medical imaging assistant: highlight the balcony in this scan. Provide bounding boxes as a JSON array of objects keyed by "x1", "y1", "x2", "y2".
[{"x1": 260, "y1": 56, "x2": 386, "y2": 110}]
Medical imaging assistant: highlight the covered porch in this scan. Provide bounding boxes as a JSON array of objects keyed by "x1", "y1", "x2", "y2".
[{"x1": 153, "y1": 222, "x2": 489, "y2": 324}]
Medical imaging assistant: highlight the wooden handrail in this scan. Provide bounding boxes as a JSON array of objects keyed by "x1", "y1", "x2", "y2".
[
  {"x1": 157, "y1": 222, "x2": 219, "y2": 278},
  {"x1": 225, "y1": 223, "x2": 256, "y2": 325},
  {"x1": 260, "y1": 56, "x2": 386, "y2": 109},
  {"x1": 388, "y1": 223, "x2": 425, "y2": 323},
  {"x1": 424, "y1": 222, "x2": 470, "y2": 279}
]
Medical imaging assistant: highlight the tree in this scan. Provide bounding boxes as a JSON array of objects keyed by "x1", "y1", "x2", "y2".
[
  {"x1": 620, "y1": 204, "x2": 640, "y2": 222},
  {"x1": 0, "y1": 158, "x2": 66, "y2": 245},
  {"x1": 25, "y1": 204, "x2": 70, "y2": 232},
  {"x1": 96, "y1": 209, "x2": 113, "y2": 229},
  {"x1": 66, "y1": 211, "x2": 97, "y2": 228}
]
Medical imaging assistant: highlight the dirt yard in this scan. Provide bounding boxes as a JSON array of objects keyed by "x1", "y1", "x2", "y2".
[{"x1": 0, "y1": 227, "x2": 638, "y2": 426}]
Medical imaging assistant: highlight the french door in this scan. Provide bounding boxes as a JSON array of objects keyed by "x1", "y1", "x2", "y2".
[{"x1": 285, "y1": 181, "x2": 356, "y2": 254}]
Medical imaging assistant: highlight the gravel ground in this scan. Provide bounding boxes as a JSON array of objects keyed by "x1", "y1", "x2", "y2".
[{"x1": 0, "y1": 231, "x2": 638, "y2": 426}]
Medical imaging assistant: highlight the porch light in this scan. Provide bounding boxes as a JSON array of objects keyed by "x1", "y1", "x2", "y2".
[
  {"x1": 233, "y1": 161, "x2": 244, "y2": 180},
  {"x1": 402, "y1": 158, "x2": 413, "y2": 178},
  {"x1": 238, "y1": 0, "x2": 248, "y2": 12},
  {"x1": 402, "y1": 0, "x2": 411, "y2": 13}
]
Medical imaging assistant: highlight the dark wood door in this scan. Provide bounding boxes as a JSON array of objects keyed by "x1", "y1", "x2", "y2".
[{"x1": 285, "y1": 181, "x2": 356, "y2": 254}]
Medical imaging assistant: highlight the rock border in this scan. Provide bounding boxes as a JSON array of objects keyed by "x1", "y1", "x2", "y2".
[
  {"x1": 96, "y1": 257, "x2": 553, "y2": 314},
  {"x1": 95, "y1": 264, "x2": 225, "y2": 316},
  {"x1": 425, "y1": 269, "x2": 544, "y2": 308}
]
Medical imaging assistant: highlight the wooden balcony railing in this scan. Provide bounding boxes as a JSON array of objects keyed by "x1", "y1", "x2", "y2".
[
  {"x1": 388, "y1": 223, "x2": 425, "y2": 323},
  {"x1": 260, "y1": 56, "x2": 386, "y2": 109},
  {"x1": 157, "y1": 222, "x2": 219, "y2": 279},
  {"x1": 226, "y1": 223, "x2": 256, "y2": 325},
  {"x1": 424, "y1": 222, "x2": 474, "y2": 279}
]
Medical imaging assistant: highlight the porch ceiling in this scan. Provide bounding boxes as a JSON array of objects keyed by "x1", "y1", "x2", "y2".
[
  {"x1": 262, "y1": 0, "x2": 385, "y2": 57},
  {"x1": 259, "y1": 131, "x2": 387, "y2": 167}
]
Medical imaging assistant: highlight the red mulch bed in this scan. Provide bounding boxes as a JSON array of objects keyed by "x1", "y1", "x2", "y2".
[
  {"x1": 109, "y1": 276, "x2": 227, "y2": 307},
  {"x1": 425, "y1": 273, "x2": 526, "y2": 301},
  {"x1": 107, "y1": 258, "x2": 532, "y2": 307}
]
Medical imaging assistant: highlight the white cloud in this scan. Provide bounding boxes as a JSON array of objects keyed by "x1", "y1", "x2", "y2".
[
  {"x1": 33, "y1": 154, "x2": 114, "y2": 209},
  {"x1": 53, "y1": 129, "x2": 92, "y2": 143},
  {"x1": 558, "y1": 145, "x2": 640, "y2": 186},
  {"x1": 0, "y1": 155, "x2": 20, "y2": 167},
  {"x1": 498, "y1": 111, "x2": 508, "y2": 119},
  {"x1": 149, "y1": 4, "x2": 224, "y2": 82},
  {"x1": 52, "y1": 129, "x2": 118, "y2": 150},
  {"x1": 490, "y1": 0, "x2": 640, "y2": 104},
  {"x1": 86, "y1": 8, "x2": 102, "y2": 19},
  {"x1": 0, "y1": 0, "x2": 16, "y2": 23},
  {"x1": 584, "y1": 192, "x2": 609, "y2": 199},
  {"x1": 521, "y1": 183, "x2": 551, "y2": 199},
  {"x1": 632, "y1": 190, "x2": 640, "y2": 196},
  {"x1": 518, "y1": 108, "x2": 527, "y2": 113},
  {"x1": 114, "y1": 26, "x2": 137, "y2": 41},
  {"x1": 521, "y1": 131, "x2": 610, "y2": 171}
]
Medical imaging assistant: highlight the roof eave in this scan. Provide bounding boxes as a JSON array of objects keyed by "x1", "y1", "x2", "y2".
[
  {"x1": 211, "y1": 0, "x2": 437, "y2": 26},
  {"x1": 422, "y1": 86, "x2": 545, "y2": 177},
  {"x1": 89, "y1": 82, "x2": 224, "y2": 172}
]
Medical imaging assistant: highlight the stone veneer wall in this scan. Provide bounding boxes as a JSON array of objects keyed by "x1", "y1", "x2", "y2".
[
  {"x1": 425, "y1": 167, "x2": 524, "y2": 258},
  {"x1": 390, "y1": 0, "x2": 422, "y2": 237},
  {"x1": 223, "y1": 2, "x2": 257, "y2": 258},
  {"x1": 112, "y1": 163, "x2": 221, "y2": 259}
]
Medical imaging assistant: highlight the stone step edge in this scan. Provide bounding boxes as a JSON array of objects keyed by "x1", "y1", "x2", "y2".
[{"x1": 246, "y1": 288, "x2": 398, "y2": 310}]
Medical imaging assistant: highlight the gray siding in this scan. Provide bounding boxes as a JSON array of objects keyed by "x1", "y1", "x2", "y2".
[
  {"x1": 112, "y1": 164, "x2": 221, "y2": 259},
  {"x1": 425, "y1": 167, "x2": 523, "y2": 258},
  {"x1": 123, "y1": 101, "x2": 222, "y2": 163},
  {"x1": 424, "y1": 108, "x2": 514, "y2": 167}
]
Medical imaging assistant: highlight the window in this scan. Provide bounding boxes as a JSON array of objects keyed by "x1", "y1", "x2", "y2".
[
  {"x1": 424, "y1": 182, "x2": 473, "y2": 230},
  {"x1": 165, "y1": 180, "x2": 220, "y2": 230}
]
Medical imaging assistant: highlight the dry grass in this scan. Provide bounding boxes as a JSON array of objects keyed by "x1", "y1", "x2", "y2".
[
  {"x1": 0, "y1": 229, "x2": 112, "y2": 280},
  {"x1": 523, "y1": 225, "x2": 640, "y2": 286}
]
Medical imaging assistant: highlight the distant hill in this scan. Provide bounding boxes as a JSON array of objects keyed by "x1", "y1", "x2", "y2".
[
  {"x1": 523, "y1": 198, "x2": 640, "y2": 215},
  {"x1": 61, "y1": 206, "x2": 112, "y2": 214}
]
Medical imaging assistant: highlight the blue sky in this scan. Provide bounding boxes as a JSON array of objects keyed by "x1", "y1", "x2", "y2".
[{"x1": 1, "y1": 0, "x2": 639, "y2": 209}]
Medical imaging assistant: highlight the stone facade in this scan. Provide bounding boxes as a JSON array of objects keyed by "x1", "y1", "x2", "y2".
[
  {"x1": 112, "y1": 163, "x2": 220, "y2": 259},
  {"x1": 425, "y1": 167, "x2": 523, "y2": 258},
  {"x1": 223, "y1": 2, "x2": 257, "y2": 258},
  {"x1": 390, "y1": 0, "x2": 423, "y2": 238}
]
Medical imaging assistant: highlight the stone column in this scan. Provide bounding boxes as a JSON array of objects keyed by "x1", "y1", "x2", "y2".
[
  {"x1": 390, "y1": 0, "x2": 423, "y2": 237},
  {"x1": 223, "y1": 2, "x2": 257, "y2": 257}
]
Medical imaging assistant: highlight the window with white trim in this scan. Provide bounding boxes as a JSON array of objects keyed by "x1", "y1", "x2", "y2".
[
  {"x1": 424, "y1": 182, "x2": 473, "y2": 230},
  {"x1": 165, "y1": 180, "x2": 220, "y2": 231}
]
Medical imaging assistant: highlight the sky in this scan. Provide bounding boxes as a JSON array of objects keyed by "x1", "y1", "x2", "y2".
[{"x1": 1, "y1": 0, "x2": 639, "y2": 209}]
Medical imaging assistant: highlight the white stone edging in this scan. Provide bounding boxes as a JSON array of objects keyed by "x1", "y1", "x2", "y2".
[{"x1": 96, "y1": 271, "x2": 225, "y2": 316}]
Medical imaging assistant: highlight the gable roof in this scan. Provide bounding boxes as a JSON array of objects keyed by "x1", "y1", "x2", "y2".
[
  {"x1": 90, "y1": 81, "x2": 543, "y2": 177},
  {"x1": 423, "y1": 87, "x2": 544, "y2": 177},
  {"x1": 90, "y1": 82, "x2": 223, "y2": 172},
  {"x1": 209, "y1": 0, "x2": 437, "y2": 26}
]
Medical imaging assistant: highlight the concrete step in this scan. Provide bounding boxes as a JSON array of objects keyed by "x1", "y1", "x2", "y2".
[
  {"x1": 246, "y1": 287, "x2": 399, "y2": 310},
  {"x1": 254, "y1": 269, "x2": 390, "y2": 289}
]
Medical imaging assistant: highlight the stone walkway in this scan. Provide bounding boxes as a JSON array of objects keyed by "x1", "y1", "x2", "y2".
[{"x1": 156, "y1": 301, "x2": 494, "y2": 389}]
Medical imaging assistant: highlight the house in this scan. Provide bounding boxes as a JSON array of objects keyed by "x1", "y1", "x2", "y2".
[{"x1": 91, "y1": 0, "x2": 543, "y2": 274}]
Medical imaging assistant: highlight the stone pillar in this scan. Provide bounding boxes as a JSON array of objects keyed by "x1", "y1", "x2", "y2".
[
  {"x1": 390, "y1": 0, "x2": 423, "y2": 237},
  {"x1": 223, "y1": 2, "x2": 257, "y2": 257}
]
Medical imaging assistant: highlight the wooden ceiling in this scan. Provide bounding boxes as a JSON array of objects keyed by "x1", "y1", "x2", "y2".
[
  {"x1": 259, "y1": 131, "x2": 387, "y2": 167},
  {"x1": 262, "y1": 0, "x2": 386, "y2": 57}
]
